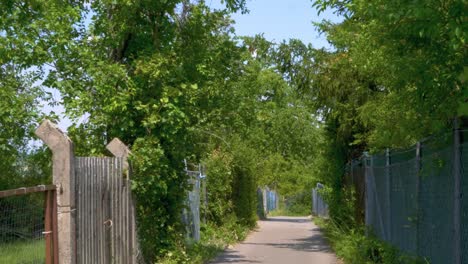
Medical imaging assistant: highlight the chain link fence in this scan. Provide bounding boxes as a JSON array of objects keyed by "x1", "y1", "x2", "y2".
[
  {"x1": 353, "y1": 127, "x2": 467, "y2": 263},
  {"x1": 182, "y1": 162, "x2": 206, "y2": 242},
  {"x1": 184, "y1": 160, "x2": 280, "y2": 240},
  {"x1": 312, "y1": 183, "x2": 328, "y2": 217},
  {"x1": 257, "y1": 187, "x2": 278, "y2": 219}
]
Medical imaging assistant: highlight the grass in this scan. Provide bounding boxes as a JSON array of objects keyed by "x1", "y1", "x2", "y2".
[
  {"x1": 0, "y1": 239, "x2": 45, "y2": 263},
  {"x1": 313, "y1": 217, "x2": 427, "y2": 264}
]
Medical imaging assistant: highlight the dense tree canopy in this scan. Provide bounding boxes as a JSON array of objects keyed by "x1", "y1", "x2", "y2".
[{"x1": 313, "y1": 0, "x2": 466, "y2": 149}]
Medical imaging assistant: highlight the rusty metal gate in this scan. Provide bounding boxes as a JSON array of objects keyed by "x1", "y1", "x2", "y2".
[{"x1": 75, "y1": 157, "x2": 138, "y2": 263}]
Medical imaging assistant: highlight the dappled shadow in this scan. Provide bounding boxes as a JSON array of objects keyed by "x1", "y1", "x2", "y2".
[
  {"x1": 210, "y1": 250, "x2": 262, "y2": 263},
  {"x1": 240, "y1": 231, "x2": 333, "y2": 254},
  {"x1": 263, "y1": 217, "x2": 310, "y2": 223}
]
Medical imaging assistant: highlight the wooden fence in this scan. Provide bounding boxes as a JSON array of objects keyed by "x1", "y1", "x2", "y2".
[{"x1": 75, "y1": 157, "x2": 138, "y2": 263}]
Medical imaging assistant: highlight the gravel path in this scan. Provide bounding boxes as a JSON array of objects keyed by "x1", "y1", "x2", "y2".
[{"x1": 211, "y1": 216, "x2": 339, "y2": 264}]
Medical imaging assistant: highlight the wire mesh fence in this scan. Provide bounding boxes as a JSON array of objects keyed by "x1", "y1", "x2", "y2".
[
  {"x1": 0, "y1": 185, "x2": 57, "y2": 264},
  {"x1": 266, "y1": 189, "x2": 278, "y2": 212},
  {"x1": 353, "y1": 127, "x2": 467, "y2": 264},
  {"x1": 257, "y1": 187, "x2": 278, "y2": 218},
  {"x1": 312, "y1": 183, "x2": 328, "y2": 217},
  {"x1": 182, "y1": 162, "x2": 206, "y2": 242}
]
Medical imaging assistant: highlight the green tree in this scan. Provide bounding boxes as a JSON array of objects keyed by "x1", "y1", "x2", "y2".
[{"x1": 313, "y1": 0, "x2": 467, "y2": 149}]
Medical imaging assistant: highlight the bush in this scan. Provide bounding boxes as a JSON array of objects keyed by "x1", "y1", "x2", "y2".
[
  {"x1": 159, "y1": 214, "x2": 250, "y2": 264},
  {"x1": 284, "y1": 191, "x2": 311, "y2": 216},
  {"x1": 203, "y1": 149, "x2": 234, "y2": 226},
  {"x1": 131, "y1": 137, "x2": 188, "y2": 261},
  {"x1": 230, "y1": 142, "x2": 258, "y2": 228}
]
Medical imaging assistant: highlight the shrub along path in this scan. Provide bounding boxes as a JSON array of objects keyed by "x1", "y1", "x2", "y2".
[{"x1": 211, "y1": 216, "x2": 338, "y2": 264}]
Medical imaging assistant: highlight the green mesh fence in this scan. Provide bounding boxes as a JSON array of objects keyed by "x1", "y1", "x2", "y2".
[
  {"x1": 360, "y1": 130, "x2": 466, "y2": 264},
  {"x1": 460, "y1": 130, "x2": 468, "y2": 264},
  {"x1": 0, "y1": 192, "x2": 45, "y2": 264},
  {"x1": 389, "y1": 157, "x2": 418, "y2": 254},
  {"x1": 418, "y1": 140, "x2": 454, "y2": 263}
]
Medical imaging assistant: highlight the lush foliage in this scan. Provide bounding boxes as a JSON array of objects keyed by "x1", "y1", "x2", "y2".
[
  {"x1": 315, "y1": 218, "x2": 427, "y2": 264},
  {"x1": 1, "y1": 0, "x2": 324, "y2": 261},
  {"x1": 3, "y1": 0, "x2": 460, "y2": 262},
  {"x1": 312, "y1": 0, "x2": 466, "y2": 150},
  {"x1": 309, "y1": 1, "x2": 466, "y2": 263},
  {"x1": 159, "y1": 218, "x2": 250, "y2": 264}
]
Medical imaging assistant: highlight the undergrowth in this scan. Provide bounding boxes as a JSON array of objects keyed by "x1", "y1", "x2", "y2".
[
  {"x1": 314, "y1": 217, "x2": 428, "y2": 264},
  {"x1": 158, "y1": 216, "x2": 251, "y2": 264},
  {"x1": 268, "y1": 194, "x2": 311, "y2": 217},
  {"x1": 268, "y1": 205, "x2": 309, "y2": 217}
]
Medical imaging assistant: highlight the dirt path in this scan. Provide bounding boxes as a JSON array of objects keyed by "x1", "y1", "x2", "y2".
[{"x1": 211, "y1": 216, "x2": 338, "y2": 264}]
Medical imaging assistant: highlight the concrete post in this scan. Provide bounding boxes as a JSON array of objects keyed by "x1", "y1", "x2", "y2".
[
  {"x1": 36, "y1": 120, "x2": 76, "y2": 264},
  {"x1": 106, "y1": 138, "x2": 131, "y2": 171}
]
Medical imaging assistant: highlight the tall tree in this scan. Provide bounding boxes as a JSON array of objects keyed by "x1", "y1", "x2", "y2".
[{"x1": 313, "y1": 0, "x2": 467, "y2": 149}]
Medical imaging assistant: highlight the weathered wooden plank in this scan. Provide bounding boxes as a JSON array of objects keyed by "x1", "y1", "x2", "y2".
[
  {"x1": 75, "y1": 156, "x2": 137, "y2": 264},
  {"x1": 0, "y1": 185, "x2": 55, "y2": 198}
]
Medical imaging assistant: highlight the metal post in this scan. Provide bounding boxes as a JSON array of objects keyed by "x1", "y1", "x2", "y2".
[
  {"x1": 36, "y1": 120, "x2": 76, "y2": 264},
  {"x1": 453, "y1": 118, "x2": 461, "y2": 264},
  {"x1": 415, "y1": 142, "x2": 421, "y2": 254},
  {"x1": 364, "y1": 154, "x2": 370, "y2": 229},
  {"x1": 370, "y1": 154, "x2": 386, "y2": 240},
  {"x1": 386, "y1": 148, "x2": 392, "y2": 242}
]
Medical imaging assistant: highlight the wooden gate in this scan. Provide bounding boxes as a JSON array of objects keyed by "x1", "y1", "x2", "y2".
[{"x1": 75, "y1": 156, "x2": 138, "y2": 264}]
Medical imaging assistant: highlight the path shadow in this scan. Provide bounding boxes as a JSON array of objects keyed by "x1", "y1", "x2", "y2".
[
  {"x1": 240, "y1": 231, "x2": 333, "y2": 254},
  {"x1": 210, "y1": 250, "x2": 262, "y2": 263},
  {"x1": 264, "y1": 217, "x2": 310, "y2": 223}
]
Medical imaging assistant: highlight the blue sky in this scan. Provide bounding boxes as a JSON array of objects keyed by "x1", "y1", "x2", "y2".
[
  {"x1": 48, "y1": 0, "x2": 342, "y2": 131},
  {"x1": 209, "y1": 0, "x2": 342, "y2": 49}
]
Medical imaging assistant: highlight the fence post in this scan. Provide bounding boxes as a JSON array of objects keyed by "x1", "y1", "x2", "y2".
[
  {"x1": 453, "y1": 119, "x2": 461, "y2": 264},
  {"x1": 364, "y1": 153, "x2": 370, "y2": 229},
  {"x1": 386, "y1": 148, "x2": 392, "y2": 242},
  {"x1": 36, "y1": 120, "x2": 76, "y2": 264},
  {"x1": 106, "y1": 138, "x2": 131, "y2": 171},
  {"x1": 45, "y1": 189, "x2": 58, "y2": 264},
  {"x1": 415, "y1": 142, "x2": 421, "y2": 254},
  {"x1": 370, "y1": 154, "x2": 387, "y2": 240}
]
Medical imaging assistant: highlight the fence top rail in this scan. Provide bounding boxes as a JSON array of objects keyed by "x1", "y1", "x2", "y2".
[{"x1": 0, "y1": 184, "x2": 56, "y2": 198}]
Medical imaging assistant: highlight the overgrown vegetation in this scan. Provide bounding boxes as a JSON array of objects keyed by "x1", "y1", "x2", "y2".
[
  {"x1": 1, "y1": 0, "x2": 465, "y2": 262},
  {"x1": 1, "y1": 1, "x2": 320, "y2": 261},
  {"x1": 309, "y1": 0, "x2": 466, "y2": 263},
  {"x1": 269, "y1": 195, "x2": 311, "y2": 217},
  {"x1": 159, "y1": 218, "x2": 250, "y2": 264},
  {"x1": 314, "y1": 218, "x2": 427, "y2": 264}
]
